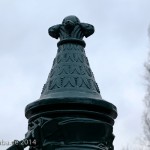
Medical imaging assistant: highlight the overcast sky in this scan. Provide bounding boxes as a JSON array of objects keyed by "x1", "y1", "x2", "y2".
[{"x1": 0, "y1": 0, "x2": 150, "y2": 150}]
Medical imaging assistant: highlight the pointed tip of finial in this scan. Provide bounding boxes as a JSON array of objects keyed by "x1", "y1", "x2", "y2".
[{"x1": 62, "y1": 15, "x2": 80, "y2": 24}]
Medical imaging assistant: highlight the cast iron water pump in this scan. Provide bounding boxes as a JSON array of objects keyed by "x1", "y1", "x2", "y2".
[{"x1": 7, "y1": 15, "x2": 117, "y2": 150}]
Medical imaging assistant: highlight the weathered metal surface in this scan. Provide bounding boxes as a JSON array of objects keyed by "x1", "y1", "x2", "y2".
[{"x1": 7, "y1": 16, "x2": 117, "y2": 150}]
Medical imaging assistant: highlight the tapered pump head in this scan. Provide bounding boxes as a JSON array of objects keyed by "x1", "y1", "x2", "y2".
[{"x1": 25, "y1": 16, "x2": 117, "y2": 150}]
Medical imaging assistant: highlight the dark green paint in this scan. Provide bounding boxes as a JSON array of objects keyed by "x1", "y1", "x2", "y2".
[{"x1": 7, "y1": 16, "x2": 117, "y2": 150}]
